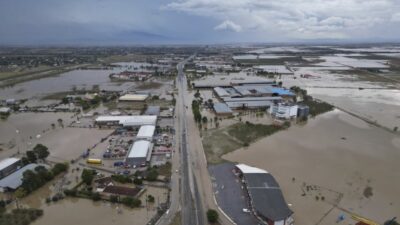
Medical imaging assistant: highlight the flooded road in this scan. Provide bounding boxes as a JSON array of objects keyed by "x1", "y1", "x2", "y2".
[{"x1": 223, "y1": 110, "x2": 400, "y2": 225}]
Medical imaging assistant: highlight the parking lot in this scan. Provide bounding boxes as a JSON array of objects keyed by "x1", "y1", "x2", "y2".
[{"x1": 209, "y1": 163, "x2": 260, "y2": 225}]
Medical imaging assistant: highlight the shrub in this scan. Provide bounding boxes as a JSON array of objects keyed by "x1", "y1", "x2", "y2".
[
  {"x1": 92, "y1": 192, "x2": 101, "y2": 201},
  {"x1": 207, "y1": 209, "x2": 219, "y2": 223}
]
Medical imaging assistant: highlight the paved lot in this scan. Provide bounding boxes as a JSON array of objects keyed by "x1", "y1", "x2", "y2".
[{"x1": 209, "y1": 163, "x2": 260, "y2": 225}]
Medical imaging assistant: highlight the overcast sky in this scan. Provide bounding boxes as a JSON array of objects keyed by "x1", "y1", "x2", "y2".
[{"x1": 1, "y1": 0, "x2": 400, "y2": 45}]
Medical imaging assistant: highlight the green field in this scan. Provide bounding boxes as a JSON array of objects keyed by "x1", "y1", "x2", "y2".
[{"x1": 202, "y1": 122, "x2": 287, "y2": 164}]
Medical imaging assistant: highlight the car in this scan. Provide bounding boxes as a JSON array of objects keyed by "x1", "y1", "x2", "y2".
[{"x1": 242, "y1": 208, "x2": 250, "y2": 213}]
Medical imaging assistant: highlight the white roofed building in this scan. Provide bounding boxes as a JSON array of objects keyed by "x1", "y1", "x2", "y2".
[
  {"x1": 119, "y1": 94, "x2": 148, "y2": 102},
  {"x1": 136, "y1": 125, "x2": 156, "y2": 140},
  {"x1": 95, "y1": 115, "x2": 157, "y2": 127},
  {"x1": 0, "y1": 158, "x2": 21, "y2": 179},
  {"x1": 125, "y1": 140, "x2": 152, "y2": 166}
]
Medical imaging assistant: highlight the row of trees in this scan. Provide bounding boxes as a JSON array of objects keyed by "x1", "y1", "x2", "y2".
[
  {"x1": 22, "y1": 144, "x2": 50, "y2": 165},
  {"x1": 15, "y1": 163, "x2": 68, "y2": 198},
  {"x1": 192, "y1": 100, "x2": 202, "y2": 123}
]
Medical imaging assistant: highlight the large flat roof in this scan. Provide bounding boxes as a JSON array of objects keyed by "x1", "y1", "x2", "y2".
[
  {"x1": 213, "y1": 103, "x2": 233, "y2": 114},
  {"x1": 136, "y1": 125, "x2": 156, "y2": 139},
  {"x1": 254, "y1": 65, "x2": 293, "y2": 74},
  {"x1": 119, "y1": 94, "x2": 148, "y2": 101},
  {"x1": 0, "y1": 158, "x2": 20, "y2": 171},
  {"x1": 236, "y1": 164, "x2": 293, "y2": 221},
  {"x1": 95, "y1": 115, "x2": 157, "y2": 126},
  {"x1": 226, "y1": 101, "x2": 275, "y2": 109},
  {"x1": 223, "y1": 96, "x2": 282, "y2": 102},
  {"x1": 0, "y1": 164, "x2": 45, "y2": 190},
  {"x1": 127, "y1": 140, "x2": 151, "y2": 158}
]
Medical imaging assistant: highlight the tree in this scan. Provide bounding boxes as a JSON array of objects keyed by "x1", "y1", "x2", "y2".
[
  {"x1": 147, "y1": 195, "x2": 155, "y2": 203},
  {"x1": 14, "y1": 187, "x2": 28, "y2": 198},
  {"x1": 146, "y1": 169, "x2": 158, "y2": 181},
  {"x1": 110, "y1": 195, "x2": 119, "y2": 203},
  {"x1": 207, "y1": 209, "x2": 219, "y2": 223},
  {"x1": 133, "y1": 178, "x2": 143, "y2": 185},
  {"x1": 81, "y1": 169, "x2": 96, "y2": 185},
  {"x1": 33, "y1": 144, "x2": 49, "y2": 160},
  {"x1": 61, "y1": 97, "x2": 69, "y2": 104},
  {"x1": 51, "y1": 163, "x2": 68, "y2": 176},
  {"x1": 121, "y1": 197, "x2": 142, "y2": 208},
  {"x1": 26, "y1": 151, "x2": 37, "y2": 163},
  {"x1": 92, "y1": 192, "x2": 101, "y2": 201},
  {"x1": 194, "y1": 90, "x2": 201, "y2": 98}
]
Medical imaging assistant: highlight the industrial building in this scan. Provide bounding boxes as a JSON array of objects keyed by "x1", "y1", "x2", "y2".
[
  {"x1": 210, "y1": 84, "x2": 295, "y2": 112},
  {"x1": 254, "y1": 65, "x2": 294, "y2": 75},
  {"x1": 136, "y1": 125, "x2": 156, "y2": 140},
  {"x1": 0, "y1": 163, "x2": 45, "y2": 192},
  {"x1": 95, "y1": 115, "x2": 157, "y2": 127},
  {"x1": 125, "y1": 140, "x2": 152, "y2": 167},
  {"x1": 118, "y1": 94, "x2": 149, "y2": 102},
  {"x1": 235, "y1": 164, "x2": 294, "y2": 225},
  {"x1": 193, "y1": 78, "x2": 276, "y2": 89},
  {"x1": 213, "y1": 85, "x2": 294, "y2": 100},
  {"x1": 0, "y1": 158, "x2": 21, "y2": 179},
  {"x1": 213, "y1": 103, "x2": 233, "y2": 116},
  {"x1": 269, "y1": 103, "x2": 298, "y2": 119}
]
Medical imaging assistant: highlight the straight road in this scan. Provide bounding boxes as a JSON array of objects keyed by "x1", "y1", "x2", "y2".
[{"x1": 158, "y1": 56, "x2": 235, "y2": 225}]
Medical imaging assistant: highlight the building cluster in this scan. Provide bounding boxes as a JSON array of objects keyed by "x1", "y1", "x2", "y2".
[
  {"x1": 235, "y1": 164, "x2": 294, "y2": 225},
  {"x1": 210, "y1": 82, "x2": 309, "y2": 119},
  {"x1": 109, "y1": 71, "x2": 152, "y2": 81},
  {"x1": 94, "y1": 115, "x2": 170, "y2": 168}
]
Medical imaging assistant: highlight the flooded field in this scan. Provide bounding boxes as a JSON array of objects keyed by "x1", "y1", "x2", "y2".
[
  {"x1": 280, "y1": 67, "x2": 400, "y2": 130},
  {"x1": 223, "y1": 110, "x2": 400, "y2": 225},
  {"x1": 14, "y1": 178, "x2": 168, "y2": 225},
  {"x1": 0, "y1": 69, "x2": 133, "y2": 100},
  {"x1": 0, "y1": 112, "x2": 112, "y2": 161}
]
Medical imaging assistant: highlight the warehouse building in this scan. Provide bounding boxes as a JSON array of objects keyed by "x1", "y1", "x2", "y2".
[
  {"x1": 254, "y1": 65, "x2": 294, "y2": 75},
  {"x1": 136, "y1": 125, "x2": 156, "y2": 140},
  {"x1": 235, "y1": 164, "x2": 293, "y2": 225},
  {"x1": 95, "y1": 115, "x2": 157, "y2": 127},
  {"x1": 0, "y1": 163, "x2": 46, "y2": 192},
  {"x1": 125, "y1": 140, "x2": 152, "y2": 167},
  {"x1": 213, "y1": 103, "x2": 233, "y2": 116},
  {"x1": 119, "y1": 94, "x2": 149, "y2": 102},
  {"x1": 0, "y1": 158, "x2": 21, "y2": 179}
]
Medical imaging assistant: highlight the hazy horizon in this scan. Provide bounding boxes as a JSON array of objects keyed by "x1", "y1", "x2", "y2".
[{"x1": 1, "y1": 0, "x2": 400, "y2": 45}]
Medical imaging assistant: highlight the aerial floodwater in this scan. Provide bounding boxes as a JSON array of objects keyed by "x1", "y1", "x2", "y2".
[{"x1": 224, "y1": 110, "x2": 400, "y2": 225}]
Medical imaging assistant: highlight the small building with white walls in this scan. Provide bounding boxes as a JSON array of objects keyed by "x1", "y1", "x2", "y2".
[{"x1": 269, "y1": 103, "x2": 298, "y2": 119}]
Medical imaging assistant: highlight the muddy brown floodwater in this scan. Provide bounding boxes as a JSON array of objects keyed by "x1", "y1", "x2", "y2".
[
  {"x1": 16, "y1": 182, "x2": 168, "y2": 225},
  {"x1": 223, "y1": 109, "x2": 400, "y2": 225}
]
